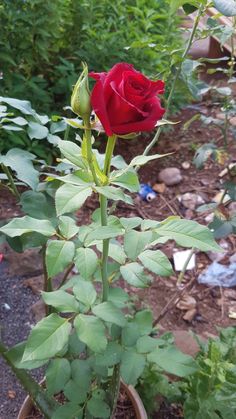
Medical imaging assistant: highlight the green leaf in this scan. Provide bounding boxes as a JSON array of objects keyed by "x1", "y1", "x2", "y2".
[
  {"x1": 120, "y1": 262, "x2": 151, "y2": 288},
  {"x1": 74, "y1": 248, "x2": 98, "y2": 279},
  {"x1": 0, "y1": 148, "x2": 39, "y2": 189},
  {"x1": 2, "y1": 116, "x2": 28, "y2": 126},
  {"x1": 52, "y1": 403, "x2": 83, "y2": 419},
  {"x1": 95, "y1": 186, "x2": 133, "y2": 205},
  {"x1": 138, "y1": 250, "x2": 173, "y2": 276},
  {"x1": 0, "y1": 97, "x2": 36, "y2": 115},
  {"x1": 85, "y1": 225, "x2": 124, "y2": 245},
  {"x1": 87, "y1": 396, "x2": 110, "y2": 418},
  {"x1": 73, "y1": 278, "x2": 97, "y2": 307},
  {"x1": 64, "y1": 380, "x2": 87, "y2": 404},
  {"x1": 57, "y1": 139, "x2": 88, "y2": 169},
  {"x1": 92, "y1": 302, "x2": 126, "y2": 327},
  {"x1": 122, "y1": 323, "x2": 140, "y2": 347},
  {"x1": 27, "y1": 121, "x2": 49, "y2": 140},
  {"x1": 42, "y1": 290, "x2": 79, "y2": 312},
  {"x1": 20, "y1": 191, "x2": 56, "y2": 219},
  {"x1": 155, "y1": 217, "x2": 222, "y2": 252},
  {"x1": 108, "y1": 287, "x2": 129, "y2": 308},
  {"x1": 46, "y1": 358, "x2": 71, "y2": 396},
  {"x1": 120, "y1": 217, "x2": 142, "y2": 231},
  {"x1": 22, "y1": 314, "x2": 71, "y2": 361},
  {"x1": 55, "y1": 184, "x2": 93, "y2": 215},
  {"x1": 95, "y1": 342, "x2": 122, "y2": 367},
  {"x1": 6, "y1": 342, "x2": 47, "y2": 370},
  {"x1": 129, "y1": 153, "x2": 168, "y2": 167},
  {"x1": 111, "y1": 170, "x2": 140, "y2": 192},
  {"x1": 120, "y1": 350, "x2": 146, "y2": 385},
  {"x1": 134, "y1": 310, "x2": 153, "y2": 335},
  {"x1": 71, "y1": 359, "x2": 92, "y2": 390},
  {"x1": 0, "y1": 216, "x2": 56, "y2": 237},
  {"x1": 46, "y1": 240, "x2": 75, "y2": 277},
  {"x1": 74, "y1": 314, "x2": 107, "y2": 352},
  {"x1": 96, "y1": 241, "x2": 126, "y2": 264},
  {"x1": 58, "y1": 216, "x2": 79, "y2": 239},
  {"x1": 213, "y1": 0, "x2": 236, "y2": 16},
  {"x1": 136, "y1": 336, "x2": 158, "y2": 353},
  {"x1": 124, "y1": 230, "x2": 152, "y2": 260},
  {"x1": 147, "y1": 346, "x2": 198, "y2": 377}
]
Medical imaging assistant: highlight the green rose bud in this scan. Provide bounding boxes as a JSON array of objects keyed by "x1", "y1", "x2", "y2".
[{"x1": 71, "y1": 63, "x2": 91, "y2": 118}]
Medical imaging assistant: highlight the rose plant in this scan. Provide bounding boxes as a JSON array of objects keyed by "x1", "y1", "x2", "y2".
[{"x1": 0, "y1": 60, "x2": 222, "y2": 418}]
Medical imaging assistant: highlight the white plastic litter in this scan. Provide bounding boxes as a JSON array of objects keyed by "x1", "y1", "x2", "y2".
[{"x1": 173, "y1": 250, "x2": 196, "y2": 272}]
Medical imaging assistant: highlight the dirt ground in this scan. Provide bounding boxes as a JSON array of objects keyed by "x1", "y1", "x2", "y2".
[{"x1": 0, "y1": 97, "x2": 236, "y2": 418}]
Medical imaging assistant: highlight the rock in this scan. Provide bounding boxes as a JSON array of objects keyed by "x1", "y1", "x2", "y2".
[
  {"x1": 181, "y1": 161, "x2": 190, "y2": 170},
  {"x1": 172, "y1": 330, "x2": 202, "y2": 357},
  {"x1": 183, "y1": 308, "x2": 197, "y2": 322},
  {"x1": 157, "y1": 167, "x2": 182, "y2": 186},
  {"x1": 177, "y1": 295, "x2": 197, "y2": 311},
  {"x1": 152, "y1": 183, "x2": 166, "y2": 194},
  {"x1": 23, "y1": 275, "x2": 44, "y2": 294},
  {"x1": 180, "y1": 192, "x2": 205, "y2": 210},
  {"x1": 216, "y1": 112, "x2": 225, "y2": 121}
]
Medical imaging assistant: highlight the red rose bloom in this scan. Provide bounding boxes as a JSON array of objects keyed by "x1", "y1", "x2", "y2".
[{"x1": 89, "y1": 63, "x2": 165, "y2": 136}]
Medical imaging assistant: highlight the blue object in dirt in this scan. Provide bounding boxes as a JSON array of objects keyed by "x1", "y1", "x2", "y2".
[
  {"x1": 197, "y1": 261, "x2": 236, "y2": 288},
  {"x1": 139, "y1": 183, "x2": 157, "y2": 202}
]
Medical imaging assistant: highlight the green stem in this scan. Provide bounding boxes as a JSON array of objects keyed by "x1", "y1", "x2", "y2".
[
  {"x1": 100, "y1": 195, "x2": 109, "y2": 302},
  {"x1": 142, "y1": 4, "x2": 205, "y2": 158},
  {"x1": 103, "y1": 135, "x2": 117, "y2": 178},
  {"x1": 0, "y1": 342, "x2": 59, "y2": 418},
  {"x1": 109, "y1": 364, "x2": 120, "y2": 416},
  {"x1": 100, "y1": 136, "x2": 117, "y2": 302},
  {"x1": 1, "y1": 163, "x2": 21, "y2": 201},
  {"x1": 84, "y1": 115, "x2": 100, "y2": 186}
]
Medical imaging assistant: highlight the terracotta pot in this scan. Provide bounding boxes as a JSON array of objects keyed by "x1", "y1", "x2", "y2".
[{"x1": 17, "y1": 381, "x2": 147, "y2": 419}]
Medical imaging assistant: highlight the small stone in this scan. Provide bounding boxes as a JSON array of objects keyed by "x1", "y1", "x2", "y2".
[
  {"x1": 157, "y1": 167, "x2": 182, "y2": 186},
  {"x1": 216, "y1": 112, "x2": 225, "y2": 121},
  {"x1": 183, "y1": 308, "x2": 197, "y2": 322},
  {"x1": 181, "y1": 161, "x2": 190, "y2": 170},
  {"x1": 7, "y1": 390, "x2": 16, "y2": 399},
  {"x1": 177, "y1": 295, "x2": 197, "y2": 311},
  {"x1": 152, "y1": 183, "x2": 166, "y2": 194},
  {"x1": 180, "y1": 192, "x2": 205, "y2": 210}
]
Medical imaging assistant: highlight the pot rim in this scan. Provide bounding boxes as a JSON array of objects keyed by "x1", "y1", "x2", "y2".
[{"x1": 17, "y1": 381, "x2": 147, "y2": 419}]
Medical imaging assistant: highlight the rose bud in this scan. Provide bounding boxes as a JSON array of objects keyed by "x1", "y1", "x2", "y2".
[{"x1": 71, "y1": 63, "x2": 91, "y2": 118}]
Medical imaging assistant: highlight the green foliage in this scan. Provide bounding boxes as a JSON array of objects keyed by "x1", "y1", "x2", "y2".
[
  {"x1": 0, "y1": 0, "x2": 184, "y2": 117},
  {"x1": 138, "y1": 327, "x2": 236, "y2": 417}
]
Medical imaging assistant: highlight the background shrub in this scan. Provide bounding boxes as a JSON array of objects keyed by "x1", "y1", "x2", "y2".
[{"x1": 0, "y1": 0, "x2": 184, "y2": 114}]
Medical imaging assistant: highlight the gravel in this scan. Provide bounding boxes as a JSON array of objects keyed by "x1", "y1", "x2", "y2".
[{"x1": 0, "y1": 261, "x2": 42, "y2": 419}]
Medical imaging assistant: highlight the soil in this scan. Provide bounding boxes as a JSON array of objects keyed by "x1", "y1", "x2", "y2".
[{"x1": 1, "y1": 94, "x2": 236, "y2": 418}]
